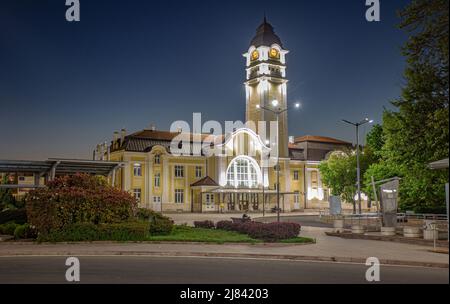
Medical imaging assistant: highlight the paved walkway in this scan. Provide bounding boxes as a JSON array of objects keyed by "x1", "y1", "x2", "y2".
[{"x1": 1, "y1": 228, "x2": 447, "y2": 267}]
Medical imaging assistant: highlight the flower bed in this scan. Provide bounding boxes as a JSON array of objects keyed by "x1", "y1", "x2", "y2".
[{"x1": 215, "y1": 220, "x2": 301, "y2": 242}]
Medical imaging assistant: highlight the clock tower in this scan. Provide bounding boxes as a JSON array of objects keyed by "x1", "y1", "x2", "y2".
[{"x1": 244, "y1": 18, "x2": 289, "y2": 157}]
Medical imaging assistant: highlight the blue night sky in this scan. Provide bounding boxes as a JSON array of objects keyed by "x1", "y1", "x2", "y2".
[{"x1": 0, "y1": 0, "x2": 410, "y2": 160}]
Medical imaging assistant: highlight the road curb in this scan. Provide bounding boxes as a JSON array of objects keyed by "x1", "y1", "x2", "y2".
[{"x1": 0, "y1": 251, "x2": 447, "y2": 269}]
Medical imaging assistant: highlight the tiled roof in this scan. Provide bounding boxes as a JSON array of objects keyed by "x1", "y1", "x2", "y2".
[
  {"x1": 294, "y1": 135, "x2": 352, "y2": 145},
  {"x1": 113, "y1": 129, "x2": 223, "y2": 153},
  {"x1": 191, "y1": 176, "x2": 219, "y2": 187}
]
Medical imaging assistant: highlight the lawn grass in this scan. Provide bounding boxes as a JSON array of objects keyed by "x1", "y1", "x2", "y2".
[
  {"x1": 146, "y1": 225, "x2": 260, "y2": 244},
  {"x1": 145, "y1": 225, "x2": 316, "y2": 244},
  {"x1": 280, "y1": 237, "x2": 316, "y2": 244}
]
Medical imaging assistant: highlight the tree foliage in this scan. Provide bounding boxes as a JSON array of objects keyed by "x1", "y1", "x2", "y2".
[{"x1": 364, "y1": 0, "x2": 449, "y2": 213}]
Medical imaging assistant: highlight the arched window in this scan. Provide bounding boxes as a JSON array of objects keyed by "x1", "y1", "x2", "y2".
[{"x1": 226, "y1": 157, "x2": 261, "y2": 188}]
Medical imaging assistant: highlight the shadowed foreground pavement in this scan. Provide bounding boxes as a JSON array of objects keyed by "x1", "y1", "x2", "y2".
[{"x1": 0, "y1": 256, "x2": 448, "y2": 284}]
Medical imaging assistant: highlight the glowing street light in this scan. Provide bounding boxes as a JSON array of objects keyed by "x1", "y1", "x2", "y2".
[
  {"x1": 342, "y1": 117, "x2": 374, "y2": 214},
  {"x1": 257, "y1": 100, "x2": 301, "y2": 222}
]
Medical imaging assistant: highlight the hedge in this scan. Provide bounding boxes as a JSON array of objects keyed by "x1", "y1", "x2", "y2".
[
  {"x1": 37, "y1": 222, "x2": 151, "y2": 242},
  {"x1": 194, "y1": 220, "x2": 215, "y2": 229},
  {"x1": 136, "y1": 208, "x2": 174, "y2": 235},
  {"x1": 215, "y1": 221, "x2": 301, "y2": 242},
  {"x1": 0, "y1": 209, "x2": 27, "y2": 225}
]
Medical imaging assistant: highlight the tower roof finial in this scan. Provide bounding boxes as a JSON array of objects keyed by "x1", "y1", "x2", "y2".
[{"x1": 263, "y1": 12, "x2": 267, "y2": 24}]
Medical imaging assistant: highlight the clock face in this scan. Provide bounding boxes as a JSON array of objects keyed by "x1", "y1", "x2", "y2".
[
  {"x1": 251, "y1": 50, "x2": 259, "y2": 61},
  {"x1": 269, "y1": 48, "x2": 280, "y2": 59}
]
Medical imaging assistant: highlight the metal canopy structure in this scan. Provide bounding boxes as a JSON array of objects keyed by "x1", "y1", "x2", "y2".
[
  {"x1": 429, "y1": 158, "x2": 449, "y2": 170},
  {"x1": 0, "y1": 159, "x2": 124, "y2": 189}
]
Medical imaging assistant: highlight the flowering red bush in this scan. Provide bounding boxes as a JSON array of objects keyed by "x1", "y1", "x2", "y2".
[
  {"x1": 194, "y1": 220, "x2": 215, "y2": 229},
  {"x1": 26, "y1": 174, "x2": 137, "y2": 234},
  {"x1": 215, "y1": 220, "x2": 301, "y2": 242},
  {"x1": 216, "y1": 220, "x2": 234, "y2": 231}
]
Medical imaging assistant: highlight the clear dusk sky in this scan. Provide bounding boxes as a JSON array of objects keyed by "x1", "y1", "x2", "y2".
[{"x1": 0, "y1": 0, "x2": 411, "y2": 160}]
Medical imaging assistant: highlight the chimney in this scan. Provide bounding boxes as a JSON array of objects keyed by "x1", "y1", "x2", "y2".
[
  {"x1": 177, "y1": 127, "x2": 182, "y2": 133},
  {"x1": 113, "y1": 131, "x2": 119, "y2": 149},
  {"x1": 150, "y1": 123, "x2": 156, "y2": 131},
  {"x1": 120, "y1": 129, "x2": 126, "y2": 143},
  {"x1": 289, "y1": 136, "x2": 295, "y2": 144}
]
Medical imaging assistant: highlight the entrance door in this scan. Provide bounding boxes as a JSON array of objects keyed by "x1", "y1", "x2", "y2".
[
  {"x1": 239, "y1": 193, "x2": 250, "y2": 211},
  {"x1": 152, "y1": 196, "x2": 162, "y2": 212},
  {"x1": 204, "y1": 194, "x2": 215, "y2": 212}
]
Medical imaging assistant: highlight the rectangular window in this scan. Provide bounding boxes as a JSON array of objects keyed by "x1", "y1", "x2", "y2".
[
  {"x1": 153, "y1": 196, "x2": 161, "y2": 203},
  {"x1": 133, "y1": 164, "x2": 142, "y2": 177},
  {"x1": 154, "y1": 154, "x2": 161, "y2": 165},
  {"x1": 195, "y1": 166, "x2": 202, "y2": 178},
  {"x1": 311, "y1": 171, "x2": 318, "y2": 190},
  {"x1": 175, "y1": 189, "x2": 184, "y2": 204},
  {"x1": 154, "y1": 173, "x2": 160, "y2": 188},
  {"x1": 175, "y1": 165, "x2": 184, "y2": 178},
  {"x1": 133, "y1": 189, "x2": 142, "y2": 203},
  {"x1": 293, "y1": 170, "x2": 299, "y2": 181}
]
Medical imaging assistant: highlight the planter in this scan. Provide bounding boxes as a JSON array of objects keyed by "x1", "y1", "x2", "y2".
[
  {"x1": 351, "y1": 225, "x2": 365, "y2": 235},
  {"x1": 403, "y1": 227, "x2": 422, "y2": 238},
  {"x1": 333, "y1": 219, "x2": 345, "y2": 233},
  {"x1": 423, "y1": 229, "x2": 439, "y2": 240},
  {"x1": 380, "y1": 227, "x2": 396, "y2": 236}
]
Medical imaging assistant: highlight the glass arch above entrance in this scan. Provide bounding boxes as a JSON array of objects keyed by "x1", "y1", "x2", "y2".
[{"x1": 226, "y1": 156, "x2": 262, "y2": 188}]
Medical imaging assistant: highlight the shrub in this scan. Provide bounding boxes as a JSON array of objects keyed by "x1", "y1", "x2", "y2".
[
  {"x1": 149, "y1": 218, "x2": 173, "y2": 235},
  {"x1": 246, "y1": 222, "x2": 301, "y2": 242},
  {"x1": 0, "y1": 209, "x2": 27, "y2": 225},
  {"x1": 193, "y1": 220, "x2": 215, "y2": 229},
  {"x1": 37, "y1": 221, "x2": 150, "y2": 242},
  {"x1": 136, "y1": 208, "x2": 174, "y2": 235},
  {"x1": 14, "y1": 224, "x2": 37, "y2": 240},
  {"x1": 216, "y1": 221, "x2": 234, "y2": 231},
  {"x1": 26, "y1": 174, "x2": 137, "y2": 234},
  {"x1": 0, "y1": 222, "x2": 19, "y2": 235},
  {"x1": 215, "y1": 221, "x2": 301, "y2": 242}
]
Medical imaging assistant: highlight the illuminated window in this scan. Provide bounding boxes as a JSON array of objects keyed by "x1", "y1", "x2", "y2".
[
  {"x1": 311, "y1": 171, "x2": 318, "y2": 190},
  {"x1": 133, "y1": 164, "x2": 142, "y2": 177},
  {"x1": 226, "y1": 157, "x2": 260, "y2": 188}
]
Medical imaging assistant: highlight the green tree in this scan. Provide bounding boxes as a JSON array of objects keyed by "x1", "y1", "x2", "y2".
[
  {"x1": 373, "y1": 0, "x2": 449, "y2": 213},
  {"x1": 319, "y1": 148, "x2": 376, "y2": 214},
  {"x1": 365, "y1": 124, "x2": 384, "y2": 159}
]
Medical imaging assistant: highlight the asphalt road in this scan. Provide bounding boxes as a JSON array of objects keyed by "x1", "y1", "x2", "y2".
[{"x1": 0, "y1": 256, "x2": 447, "y2": 284}]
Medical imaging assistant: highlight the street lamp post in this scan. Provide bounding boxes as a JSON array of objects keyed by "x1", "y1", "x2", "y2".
[
  {"x1": 342, "y1": 118, "x2": 373, "y2": 214},
  {"x1": 258, "y1": 101, "x2": 300, "y2": 222}
]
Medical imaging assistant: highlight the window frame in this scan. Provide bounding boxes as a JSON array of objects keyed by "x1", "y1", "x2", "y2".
[
  {"x1": 175, "y1": 189, "x2": 184, "y2": 204},
  {"x1": 174, "y1": 165, "x2": 184, "y2": 178},
  {"x1": 133, "y1": 164, "x2": 142, "y2": 177}
]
